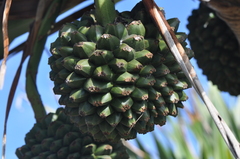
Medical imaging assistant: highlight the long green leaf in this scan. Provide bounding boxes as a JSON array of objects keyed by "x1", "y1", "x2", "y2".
[
  {"x1": 135, "y1": 138, "x2": 151, "y2": 159},
  {"x1": 152, "y1": 132, "x2": 175, "y2": 159}
]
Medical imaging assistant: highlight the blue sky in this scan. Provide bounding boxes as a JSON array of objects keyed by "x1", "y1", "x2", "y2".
[{"x1": 1, "y1": 0, "x2": 236, "y2": 158}]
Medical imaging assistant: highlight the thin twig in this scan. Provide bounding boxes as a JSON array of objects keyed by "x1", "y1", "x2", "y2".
[
  {"x1": 2, "y1": 61, "x2": 26, "y2": 159},
  {"x1": 142, "y1": 0, "x2": 240, "y2": 158},
  {"x1": 0, "y1": 0, "x2": 12, "y2": 90},
  {"x1": 1, "y1": 1, "x2": 12, "y2": 158}
]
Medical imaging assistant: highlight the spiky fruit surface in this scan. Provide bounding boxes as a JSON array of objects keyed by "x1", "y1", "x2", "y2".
[
  {"x1": 187, "y1": 3, "x2": 240, "y2": 95},
  {"x1": 48, "y1": 2, "x2": 193, "y2": 142},
  {"x1": 16, "y1": 108, "x2": 129, "y2": 159}
]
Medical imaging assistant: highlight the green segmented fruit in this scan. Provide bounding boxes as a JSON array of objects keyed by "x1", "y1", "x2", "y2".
[
  {"x1": 97, "y1": 105, "x2": 114, "y2": 118},
  {"x1": 16, "y1": 108, "x2": 129, "y2": 159},
  {"x1": 49, "y1": 1, "x2": 193, "y2": 142},
  {"x1": 187, "y1": 3, "x2": 240, "y2": 95},
  {"x1": 111, "y1": 97, "x2": 133, "y2": 112},
  {"x1": 73, "y1": 42, "x2": 96, "y2": 58}
]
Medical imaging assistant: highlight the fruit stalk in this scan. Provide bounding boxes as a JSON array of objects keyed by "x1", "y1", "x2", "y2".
[{"x1": 94, "y1": 0, "x2": 117, "y2": 26}]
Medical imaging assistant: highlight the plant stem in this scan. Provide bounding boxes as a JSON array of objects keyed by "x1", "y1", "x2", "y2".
[{"x1": 26, "y1": 0, "x2": 65, "y2": 122}]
